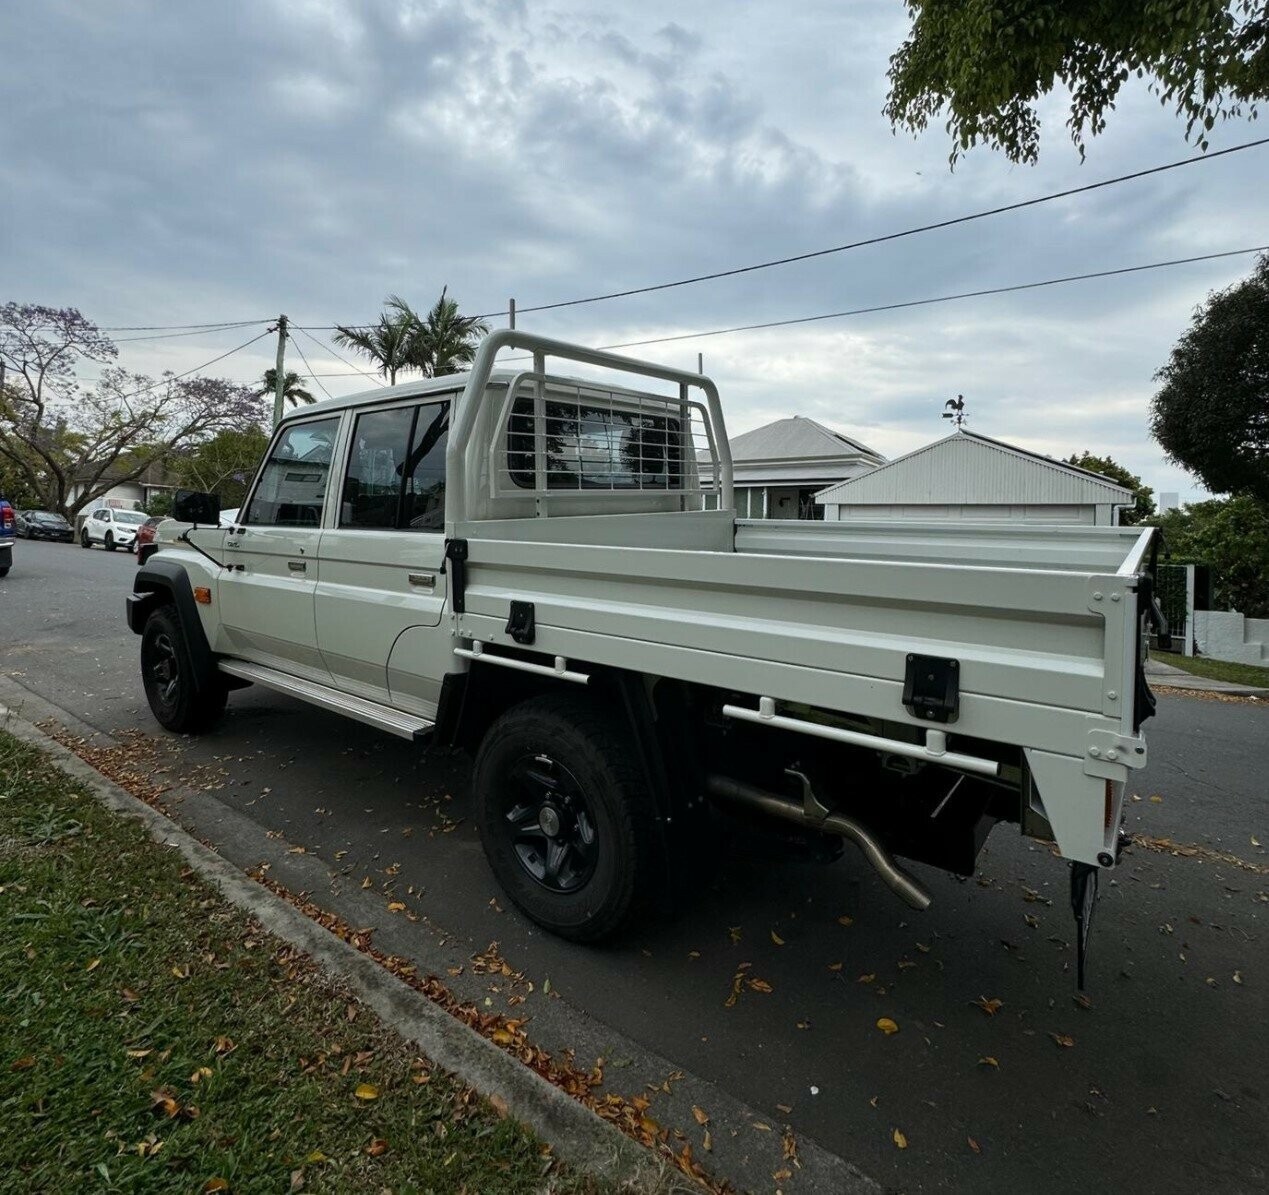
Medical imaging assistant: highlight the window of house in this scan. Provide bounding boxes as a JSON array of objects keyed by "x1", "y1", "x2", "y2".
[
  {"x1": 338, "y1": 400, "x2": 449, "y2": 531},
  {"x1": 244, "y1": 417, "x2": 339, "y2": 527},
  {"x1": 507, "y1": 397, "x2": 681, "y2": 491}
]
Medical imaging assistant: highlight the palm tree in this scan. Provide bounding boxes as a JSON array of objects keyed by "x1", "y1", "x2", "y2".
[
  {"x1": 333, "y1": 290, "x2": 488, "y2": 385},
  {"x1": 256, "y1": 369, "x2": 315, "y2": 407},
  {"x1": 332, "y1": 306, "x2": 415, "y2": 386},
  {"x1": 410, "y1": 288, "x2": 489, "y2": 377}
]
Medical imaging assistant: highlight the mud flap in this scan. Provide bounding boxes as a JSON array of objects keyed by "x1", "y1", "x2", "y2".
[{"x1": 1070, "y1": 861, "x2": 1098, "y2": 991}]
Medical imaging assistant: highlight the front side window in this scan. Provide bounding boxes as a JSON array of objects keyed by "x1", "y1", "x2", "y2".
[
  {"x1": 244, "y1": 417, "x2": 339, "y2": 527},
  {"x1": 507, "y1": 397, "x2": 681, "y2": 491},
  {"x1": 339, "y1": 400, "x2": 449, "y2": 531}
]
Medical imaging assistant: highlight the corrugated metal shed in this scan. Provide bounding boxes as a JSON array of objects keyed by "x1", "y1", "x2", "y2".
[{"x1": 816, "y1": 430, "x2": 1134, "y2": 507}]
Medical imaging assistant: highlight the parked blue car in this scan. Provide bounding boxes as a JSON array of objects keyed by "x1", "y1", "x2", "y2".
[{"x1": 0, "y1": 494, "x2": 14, "y2": 577}]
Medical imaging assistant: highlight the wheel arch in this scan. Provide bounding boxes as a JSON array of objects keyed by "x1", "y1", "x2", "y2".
[{"x1": 127, "y1": 559, "x2": 218, "y2": 695}]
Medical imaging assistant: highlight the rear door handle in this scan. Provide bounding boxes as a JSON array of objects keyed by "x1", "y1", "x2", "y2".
[
  {"x1": 407, "y1": 572, "x2": 435, "y2": 589},
  {"x1": 288, "y1": 560, "x2": 307, "y2": 573}
]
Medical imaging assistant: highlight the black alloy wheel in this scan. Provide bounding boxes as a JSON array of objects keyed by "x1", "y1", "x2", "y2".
[
  {"x1": 502, "y1": 753, "x2": 599, "y2": 894},
  {"x1": 140, "y1": 604, "x2": 227, "y2": 733},
  {"x1": 472, "y1": 693, "x2": 661, "y2": 942}
]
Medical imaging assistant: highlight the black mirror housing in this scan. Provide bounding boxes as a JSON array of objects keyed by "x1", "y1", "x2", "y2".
[{"x1": 173, "y1": 489, "x2": 220, "y2": 525}]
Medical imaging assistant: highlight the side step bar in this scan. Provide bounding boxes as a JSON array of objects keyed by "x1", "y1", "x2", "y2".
[{"x1": 218, "y1": 660, "x2": 434, "y2": 742}]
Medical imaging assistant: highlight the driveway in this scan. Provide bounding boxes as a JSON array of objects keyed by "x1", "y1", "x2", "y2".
[{"x1": 4, "y1": 538, "x2": 1267, "y2": 1193}]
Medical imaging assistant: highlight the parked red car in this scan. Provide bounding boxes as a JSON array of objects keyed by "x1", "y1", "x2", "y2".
[{"x1": 134, "y1": 515, "x2": 166, "y2": 565}]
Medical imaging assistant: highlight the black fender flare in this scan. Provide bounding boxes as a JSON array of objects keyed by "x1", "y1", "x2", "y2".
[{"x1": 126, "y1": 559, "x2": 218, "y2": 694}]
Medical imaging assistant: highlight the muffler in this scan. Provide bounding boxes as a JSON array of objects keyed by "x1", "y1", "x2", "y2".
[{"x1": 706, "y1": 771, "x2": 932, "y2": 911}]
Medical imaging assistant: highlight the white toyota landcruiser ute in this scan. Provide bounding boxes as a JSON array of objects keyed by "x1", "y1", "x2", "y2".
[{"x1": 128, "y1": 332, "x2": 1165, "y2": 985}]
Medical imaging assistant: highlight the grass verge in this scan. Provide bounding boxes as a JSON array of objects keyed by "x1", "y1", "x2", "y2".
[
  {"x1": 0, "y1": 729, "x2": 604, "y2": 1194},
  {"x1": 1153, "y1": 650, "x2": 1269, "y2": 689}
]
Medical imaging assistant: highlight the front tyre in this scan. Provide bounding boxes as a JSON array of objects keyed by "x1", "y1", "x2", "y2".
[
  {"x1": 473, "y1": 693, "x2": 661, "y2": 942},
  {"x1": 140, "y1": 604, "x2": 226, "y2": 733},
  {"x1": 80, "y1": 528, "x2": 91, "y2": 549},
  {"x1": 104, "y1": 531, "x2": 116, "y2": 551}
]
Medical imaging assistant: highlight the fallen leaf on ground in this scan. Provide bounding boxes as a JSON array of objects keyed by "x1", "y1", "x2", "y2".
[
  {"x1": 978, "y1": 1056, "x2": 999, "y2": 1068},
  {"x1": 771, "y1": 930, "x2": 785, "y2": 946},
  {"x1": 748, "y1": 977, "x2": 773, "y2": 994},
  {"x1": 827, "y1": 962, "x2": 843, "y2": 972},
  {"x1": 876, "y1": 1017, "x2": 899, "y2": 1036},
  {"x1": 1233, "y1": 971, "x2": 1243, "y2": 984},
  {"x1": 1149, "y1": 795, "x2": 1163, "y2": 804},
  {"x1": 387, "y1": 902, "x2": 405, "y2": 913},
  {"x1": 968, "y1": 1136, "x2": 981, "y2": 1153},
  {"x1": 692, "y1": 1105, "x2": 709, "y2": 1126},
  {"x1": 893, "y1": 1128, "x2": 907, "y2": 1149},
  {"x1": 752, "y1": 1121, "x2": 771, "y2": 1132},
  {"x1": 702, "y1": 1129, "x2": 713, "y2": 1152},
  {"x1": 837, "y1": 915, "x2": 854, "y2": 927},
  {"x1": 857, "y1": 973, "x2": 876, "y2": 984},
  {"x1": 354, "y1": 1083, "x2": 379, "y2": 1101},
  {"x1": 1050, "y1": 1033, "x2": 1075, "y2": 1048},
  {"x1": 488, "y1": 1094, "x2": 508, "y2": 1118},
  {"x1": 201, "y1": 1180, "x2": 230, "y2": 1193},
  {"x1": 86, "y1": 958, "x2": 101, "y2": 972},
  {"x1": 11, "y1": 1056, "x2": 35, "y2": 1071},
  {"x1": 729, "y1": 926, "x2": 742, "y2": 944},
  {"x1": 973, "y1": 996, "x2": 1003, "y2": 1016},
  {"x1": 364, "y1": 1138, "x2": 389, "y2": 1156},
  {"x1": 212, "y1": 1036, "x2": 235, "y2": 1056}
]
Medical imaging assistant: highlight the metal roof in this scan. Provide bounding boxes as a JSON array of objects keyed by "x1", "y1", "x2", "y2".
[
  {"x1": 728, "y1": 416, "x2": 882, "y2": 463},
  {"x1": 815, "y1": 430, "x2": 1135, "y2": 506}
]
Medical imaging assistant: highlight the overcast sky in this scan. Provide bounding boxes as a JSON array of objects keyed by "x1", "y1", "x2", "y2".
[{"x1": 3, "y1": 0, "x2": 1266, "y2": 501}]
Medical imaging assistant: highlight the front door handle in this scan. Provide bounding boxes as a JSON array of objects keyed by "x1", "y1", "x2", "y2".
[{"x1": 288, "y1": 560, "x2": 307, "y2": 573}]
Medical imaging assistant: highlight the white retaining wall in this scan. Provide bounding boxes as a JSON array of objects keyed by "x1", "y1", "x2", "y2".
[{"x1": 1193, "y1": 610, "x2": 1268, "y2": 665}]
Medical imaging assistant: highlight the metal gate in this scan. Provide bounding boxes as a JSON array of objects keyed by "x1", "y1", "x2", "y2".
[{"x1": 1156, "y1": 565, "x2": 1189, "y2": 649}]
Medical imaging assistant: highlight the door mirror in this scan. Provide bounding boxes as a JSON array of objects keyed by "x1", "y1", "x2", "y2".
[{"x1": 173, "y1": 489, "x2": 220, "y2": 525}]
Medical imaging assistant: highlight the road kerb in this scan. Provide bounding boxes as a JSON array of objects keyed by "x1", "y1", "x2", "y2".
[{"x1": 0, "y1": 705, "x2": 669, "y2": 1192}]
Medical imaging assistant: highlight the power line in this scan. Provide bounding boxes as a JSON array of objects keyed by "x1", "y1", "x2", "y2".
[
  {"x1": 113, "y1": 329, "x2": 274, "y2": 401},
  {"x1": 285, "y1": 332, "x2": 332, "y2": 400},
  {"x1": 477, "y1": 137, "x2": 1269, "y2": 321},
  {"x1": 587, "y1": 245, "x2": 1269, "y2": 353},
  {"x1": 110, "y1": 321, "x2": 267, "y2": 344},
  {"x1": 292, "y1": 325, "x2": 385, "y2": 386}
]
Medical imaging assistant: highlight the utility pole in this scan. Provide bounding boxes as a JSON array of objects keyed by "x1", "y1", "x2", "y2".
[
  {"x1": 272, "y1": 314, "x2": 289, "y2": 428},
  {"x1": 697, "y1": 352, "x2": 704, "y2": 375},
  {"x1": 508, "y1": 298, "x2": 516, "y2": 330}
]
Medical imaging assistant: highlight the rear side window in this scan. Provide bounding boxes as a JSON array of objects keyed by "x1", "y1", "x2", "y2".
[
  {"x1": 507, "y1": 397, "x2": 681, "y2": 491},
  {"x1": 339, "y1": 400, "x2": 449, "y2": 531},
  {"x1": 244, "y1": 417, "x2": 339, "y2": 527}
]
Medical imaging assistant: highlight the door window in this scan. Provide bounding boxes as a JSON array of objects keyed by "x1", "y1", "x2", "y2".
[
  {"x1": 339, "y1": 400, "x2": 449, "y2": 531},
  {"x1": 244, "y1": 417, "x2": 339, "y2": 527}
]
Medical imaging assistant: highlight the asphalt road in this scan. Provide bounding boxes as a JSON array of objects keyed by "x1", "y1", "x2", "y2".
[{"x1": 3, "y1": 538, "x2": 1267, "y2": 1193}]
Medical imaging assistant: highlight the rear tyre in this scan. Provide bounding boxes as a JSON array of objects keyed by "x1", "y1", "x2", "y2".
[
  {"x1": 0, "y1": 567, "x2": 9, "y2": 578},
  {"x1": 140, "y1": 604, "x2": 227, "y2": 733},
  {"x1": 473, "y1": 693, "x2": 661, "y2": 942},
  {"x1": 104, "y1": 532, "x2": 116, "y2": 551},
  {"x1": 80, "y1": 528, "x2": 91, "y2": 549}
]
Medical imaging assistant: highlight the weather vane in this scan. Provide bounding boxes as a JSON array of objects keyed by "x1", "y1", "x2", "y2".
[{"x1": 942, "y1": 393, "x2": 967, "y2": 428}]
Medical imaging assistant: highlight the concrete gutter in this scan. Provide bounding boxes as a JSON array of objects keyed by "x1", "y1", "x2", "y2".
[{"x1": 1144, "y1": 658, "x2": 1269, "y2": 699}]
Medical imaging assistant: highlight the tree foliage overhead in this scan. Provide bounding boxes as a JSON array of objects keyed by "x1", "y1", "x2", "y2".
[
  {"x1": 333, "y1": 290, "x2": 489, "y2": 385},
  {"x1": 886, "y1": 1, "x2": 1269, "y2": 163},
  {"x1": 1150, "y1": 252, "x2": 1269, "y2": 502},
  {"x1": 0, "y1": 302, "x2": 263, "y2": 518},
  {"x1": 1065, "y1": 451, "x2": 1156, "y2": 523}
]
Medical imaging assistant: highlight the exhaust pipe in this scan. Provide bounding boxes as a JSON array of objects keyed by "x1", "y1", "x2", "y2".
[{"x1": 706, "y1": 772, "x2": 933, "y2": 911}]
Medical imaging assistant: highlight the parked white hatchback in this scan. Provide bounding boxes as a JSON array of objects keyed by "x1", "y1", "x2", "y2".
[{"x1": 80, "y1": 506, "x2": 148, "y2": 552}]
